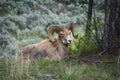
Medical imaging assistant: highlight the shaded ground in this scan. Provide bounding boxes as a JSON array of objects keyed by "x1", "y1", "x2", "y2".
[{"x1": 66, "y1": 52, "x2": 119, "y2": 64}]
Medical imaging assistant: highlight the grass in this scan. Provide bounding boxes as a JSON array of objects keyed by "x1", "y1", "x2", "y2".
[
  {"x1": 0, "y1": 55, "x2": 120, "y2": 80},
  {"x1": 68, "y1": 34, "x2": 99, "y2": 56}
]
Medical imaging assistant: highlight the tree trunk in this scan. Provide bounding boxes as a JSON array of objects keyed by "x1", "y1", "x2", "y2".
[
  {"x1": 101, "y1": 0, "x2": 120, "y2": 54},
  {"x1": 85, "y1": 0, "x2": 93, "y2": 33}
]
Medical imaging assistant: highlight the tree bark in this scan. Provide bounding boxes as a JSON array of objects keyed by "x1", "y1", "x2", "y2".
[
  {"x1": 101, "y1": 0, "x2": 120, "y2": 54},
  {"x1": 85, "y1": 0, "x2": 93, "y2": 33}
]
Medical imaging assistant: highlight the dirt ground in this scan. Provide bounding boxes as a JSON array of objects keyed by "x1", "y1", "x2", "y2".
[{"x1": 65, "y1": 50, "x2": 120, "y2": 64}]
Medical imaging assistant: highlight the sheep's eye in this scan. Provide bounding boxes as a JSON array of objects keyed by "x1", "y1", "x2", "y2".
[{"x1": 60, "y1": 34, "x2": 64, "y2": 37}]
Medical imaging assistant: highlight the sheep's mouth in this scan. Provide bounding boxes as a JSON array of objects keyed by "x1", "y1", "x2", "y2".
[{"x1": 62, "y1": 39, "x2": 72, "y2": 45}]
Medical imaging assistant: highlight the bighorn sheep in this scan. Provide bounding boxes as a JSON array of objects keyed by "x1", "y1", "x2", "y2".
[{"x1": 16, "y1": 22, "x2": 78, "y2": 61}]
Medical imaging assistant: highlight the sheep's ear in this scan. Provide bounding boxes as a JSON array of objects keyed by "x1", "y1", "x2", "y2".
[
  {"x1": 48, "y1": 26, "x2": 63, "y2": 42},
  {"x1": 65, "y1": 22, "x2": 78, "y2": 39}
]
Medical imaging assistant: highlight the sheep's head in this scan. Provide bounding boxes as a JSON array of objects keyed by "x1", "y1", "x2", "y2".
[{"x1": 48, "y1": 22, "x2": 78, "y2": 44}]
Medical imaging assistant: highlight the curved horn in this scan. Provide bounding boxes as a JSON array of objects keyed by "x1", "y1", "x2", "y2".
[
  {"x1": 65, "y1": 22, "x2": 78, "y2": 39},
  {"x1": 48, "y1": 26, "x2": 63, "y2": 42}
]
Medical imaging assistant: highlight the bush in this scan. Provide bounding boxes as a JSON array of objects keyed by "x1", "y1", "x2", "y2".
[{"x1": 68, "y1": 32, "x2": 99, "y2": 55}]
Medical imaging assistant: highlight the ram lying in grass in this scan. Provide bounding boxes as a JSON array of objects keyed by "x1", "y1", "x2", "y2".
[{"x1": 16, "y1": 23, "x2": 78, "y2": 62}]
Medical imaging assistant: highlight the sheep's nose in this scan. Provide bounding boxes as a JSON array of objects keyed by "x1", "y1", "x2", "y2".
[{"x1": 67, "y1": 39, "x2": 72, "y2": 43}]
